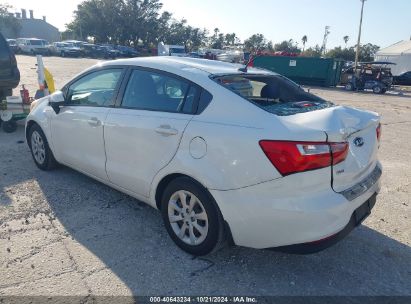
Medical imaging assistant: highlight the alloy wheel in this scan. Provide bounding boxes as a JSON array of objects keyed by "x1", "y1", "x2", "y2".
[
  {"x1": 167, "y1": 190, "x2": 209, "y2": 246},
  {"x1": 31, "y1": 130, "x2": 46, "y2": 164}
]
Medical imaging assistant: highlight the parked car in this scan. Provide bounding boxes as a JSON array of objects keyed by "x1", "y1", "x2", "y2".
[
  {"x1": 99, "y1": 45, "x2": 121, "y2": 58},
  {"x1": 116, "y1": 45, "x2": 139, "y2": 58},
  {"x1": 0, "y1": 32, "x2": 20, "y2": 100},
  {"x1": 393, "y1": 71, "x2": 411, "y2": 86},
  {"x1": 6, "y1": 39, "x2": 18, "y2": 53},
  {"x1": 62, "y1": 40, "x2": 86, "y2": 48},
  {"x1": 26, "y1": 57, "x2": 382, "y2": 255},
  {"x1": 49, "y1": 42, "x2": 82, "y2": 57},
  {"x1": 217, "y1": 50, "x2": 244, "y2": 63},
  {"x1": 16, "y1": 38, "x2": 49, "y2": 55},
  {"x1": 82, "y1": 43, "x2": 106, "y2": 58}
]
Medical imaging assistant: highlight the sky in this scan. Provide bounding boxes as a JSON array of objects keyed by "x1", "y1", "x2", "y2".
[{"x1": 5, "y1": 0, "x2": 411, "y2": 49}]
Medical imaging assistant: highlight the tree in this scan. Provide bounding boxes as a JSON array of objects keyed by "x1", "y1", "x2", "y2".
[
  {"x1": 358, "y1": 43, "x2": 380, "y2": 61},
  {"x1": 301, "y1": 35, "x2": 307, "y2": 52},
  {"x1": 343, "y1": 35, "x2": 349, "y2": 48},
  {"x1": 274, "y1": 39, "x2": 301, "y2": 53},
  {"x1": 0, "y1": 4, "x2": 21, "y2": 36},
  {"x1": 67, "y1": 0, "x2": 165, "y2": 46},
  {"x1": 325, "y1": 43, "x2": 379, "y2": 61},
  {"x1": 326, "y1": 46, "x2": 356, "y2": 61},
  {"x1": 224, "y1": 33, "x2": 237, "y2": 46},
  {"x1": 302, "y1": 45, "x2": 322, "y2": 57},
  {"x1": 244, "y1": 33, "x2": 270, "y2": 52}
]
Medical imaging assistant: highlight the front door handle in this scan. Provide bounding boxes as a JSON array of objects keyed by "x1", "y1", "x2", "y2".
[
  {"x1": 88, "y1": 117, "x2": 101, "y2": 127},
  {"x1": 155, "y1": 125, "x2": 178, "y2": 136}
]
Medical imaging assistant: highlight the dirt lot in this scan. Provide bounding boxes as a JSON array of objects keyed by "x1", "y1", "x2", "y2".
[{"x1": 0, "y1": 55, "x2": 410, "y2": 297}]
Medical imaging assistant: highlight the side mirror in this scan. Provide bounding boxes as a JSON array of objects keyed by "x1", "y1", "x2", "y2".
[{"x1": 49, "y1": 91, "x2": 65, "y2": 114}]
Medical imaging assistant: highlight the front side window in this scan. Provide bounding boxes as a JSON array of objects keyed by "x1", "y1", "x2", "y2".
[
  {"x1": 66, "y1": 69, "x2": 122, "y2": 106},
  {"x1": 122, "y1": 69, "x2": 195, "y2": 113}
]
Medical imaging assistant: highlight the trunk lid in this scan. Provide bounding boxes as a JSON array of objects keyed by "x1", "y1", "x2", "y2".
[{"x1": 279, "y1": 105, "x2": 380, "y2": 192}]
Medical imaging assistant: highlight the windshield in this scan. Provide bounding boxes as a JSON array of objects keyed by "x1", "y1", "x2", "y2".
[
  {"x1": 170, "y1": 48, "x2": 185, "y2": 54},
  {"x1": 214, "y1": 74, "x2": 334, "y2": 116},
  {"x1": 30, "y1": 40, "x2": 43, "y2": 46}
]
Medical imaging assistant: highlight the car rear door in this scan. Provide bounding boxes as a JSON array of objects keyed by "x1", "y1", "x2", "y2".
[
  {"x1": 104, "y1": 68, "x2": 199, "y2": 197},
  {"x1": 50, "y1": 68, "x2": 125, "y2": 181}
]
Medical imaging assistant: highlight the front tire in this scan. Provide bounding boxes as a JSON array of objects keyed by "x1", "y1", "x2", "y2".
[
  {"x1": 2, "y1": 120, "x2": 17, "y2": 133},
  {"x1": 161, "y1": 177, "x2": 225, "y2": 256},
  {"x1": 373, "y1": 86, "x2": 382, "y2": 94},
  {"x1": 28, "y1": 124, "x2": 57, "y2": 170},
  {"x1": 345, "y1": 83, "x2": 354, "y2": 91}
]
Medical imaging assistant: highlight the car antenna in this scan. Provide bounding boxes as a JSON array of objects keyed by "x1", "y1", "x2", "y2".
[{"x1": 238, "y1": 53, "x2": 262, "y2": 73}]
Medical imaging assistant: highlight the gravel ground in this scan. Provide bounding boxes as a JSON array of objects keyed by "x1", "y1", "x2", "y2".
[{"x1": 0, "y1": 55, "x2": 410, "y2": 297}]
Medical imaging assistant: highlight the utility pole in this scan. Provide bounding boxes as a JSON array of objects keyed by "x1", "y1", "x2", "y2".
[{"x1": 354, "y1": 0, "x2": 367, "y2": 69}]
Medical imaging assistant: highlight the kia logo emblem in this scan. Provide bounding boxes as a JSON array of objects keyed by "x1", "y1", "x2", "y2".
[{"x1": 354, "y1": 137, "x2": 365, "y2": 147}]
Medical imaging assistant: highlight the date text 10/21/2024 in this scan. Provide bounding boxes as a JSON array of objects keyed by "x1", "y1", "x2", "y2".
[{"x1": 149, "y1": 296, "x2": 258, "y2": 303}]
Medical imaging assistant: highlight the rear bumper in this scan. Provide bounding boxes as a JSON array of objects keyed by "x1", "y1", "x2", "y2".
[
  {"x1": 210, "y1": 163, "x2": 381, "y2": 249},
  {"x1": 273, "y1": 193, "x2": 377, "y2": 254}
]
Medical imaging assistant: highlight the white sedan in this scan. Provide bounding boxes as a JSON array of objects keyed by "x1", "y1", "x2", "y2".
[{"x1": 26, "y1": 57, "x2": 382, "y2": 255}]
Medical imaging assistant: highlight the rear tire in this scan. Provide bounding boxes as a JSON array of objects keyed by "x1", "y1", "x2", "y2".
[
  {"x1": 28, "y1": 124, "x2": 57, "y2": 170},
  {"x1": 161, "y1": 177, "x2": 225, "y2": 256}
]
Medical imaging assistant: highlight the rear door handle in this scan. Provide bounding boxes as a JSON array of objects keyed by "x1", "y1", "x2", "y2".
[
  {"x1": 155, "y1": 125, "x2": 178, "y2": 136},
  {"x1": 88, "y1": 117, "x2": 101, "y2": 127}
]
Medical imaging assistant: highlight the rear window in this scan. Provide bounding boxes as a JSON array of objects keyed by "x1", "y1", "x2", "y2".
[{"x1": 214, "y1": 74, "x2": 334, "y2": 116}]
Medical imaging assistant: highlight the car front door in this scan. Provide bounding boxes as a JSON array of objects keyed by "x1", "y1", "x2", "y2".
[
  {"x1": 51, "y1": 68, "x2": 124, "y2": 181},
  {"x1": 104, "y1": 68, "x2": 200, "y2": 197}
]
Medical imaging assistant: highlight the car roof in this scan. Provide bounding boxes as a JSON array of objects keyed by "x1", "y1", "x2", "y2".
[{"x1": 101, "y1": 56, "x2": 274, "y2": 76}]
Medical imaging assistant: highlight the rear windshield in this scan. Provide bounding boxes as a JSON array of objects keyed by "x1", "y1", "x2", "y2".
[{"x1": 213, "y1": 74, "x2": 334, "y2": 116}]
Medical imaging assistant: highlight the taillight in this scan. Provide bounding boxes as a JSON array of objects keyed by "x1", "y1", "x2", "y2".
[
  {"x1": 376, "y1": 123, "x2": 382, "y2": 142},
  {"x1": 330, "y1": 142, "x2": 349, "y2": 165},
  {"x1": 259, "y1": 141, "x2": 348, "y2": 176}
]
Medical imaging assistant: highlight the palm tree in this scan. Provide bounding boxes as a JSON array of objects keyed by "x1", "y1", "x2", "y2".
[
  {"x1": 343, "y1": 35, "x2": 350, "y2": 48},
  {"x1": 302, "y1": 35, "x2": 308, "y2": 52}
]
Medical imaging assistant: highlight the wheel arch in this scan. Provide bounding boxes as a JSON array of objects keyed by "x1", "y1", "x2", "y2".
[
  {"x1": 25, "y1": 119, "x2": 38, "y2": 146},
  {"x1": 154, "y1": 172, "x2": 235, "y2": 246},
  {"x1": 154, "y1": 173, "x2": 198, "y2": 210},
  {"x1": 26, "y1": 119, "x2": 52, "y2": 150}
]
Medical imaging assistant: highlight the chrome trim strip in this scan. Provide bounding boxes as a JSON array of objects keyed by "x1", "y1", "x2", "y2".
[{"x1": 339, "y1": 165, "x2": 382, "y2": 201}]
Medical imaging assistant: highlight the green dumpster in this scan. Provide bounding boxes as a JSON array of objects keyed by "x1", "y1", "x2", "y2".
[{"x1": 253, "y1": 56, "x2": 344, "y2": 87}]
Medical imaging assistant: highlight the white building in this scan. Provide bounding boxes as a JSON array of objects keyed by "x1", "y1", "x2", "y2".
[{"x1": 375, "y1": 40, "x2": 411, "y2": 76}]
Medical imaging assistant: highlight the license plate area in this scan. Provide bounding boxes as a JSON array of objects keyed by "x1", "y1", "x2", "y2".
[{"x1": 339, "y1": 165, "x2": 382, "y2": 201}]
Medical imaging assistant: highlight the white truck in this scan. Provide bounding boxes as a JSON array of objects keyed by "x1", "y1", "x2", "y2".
[{"x1": 158, "y1": 43, "x2": 187, "y2": 57}]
